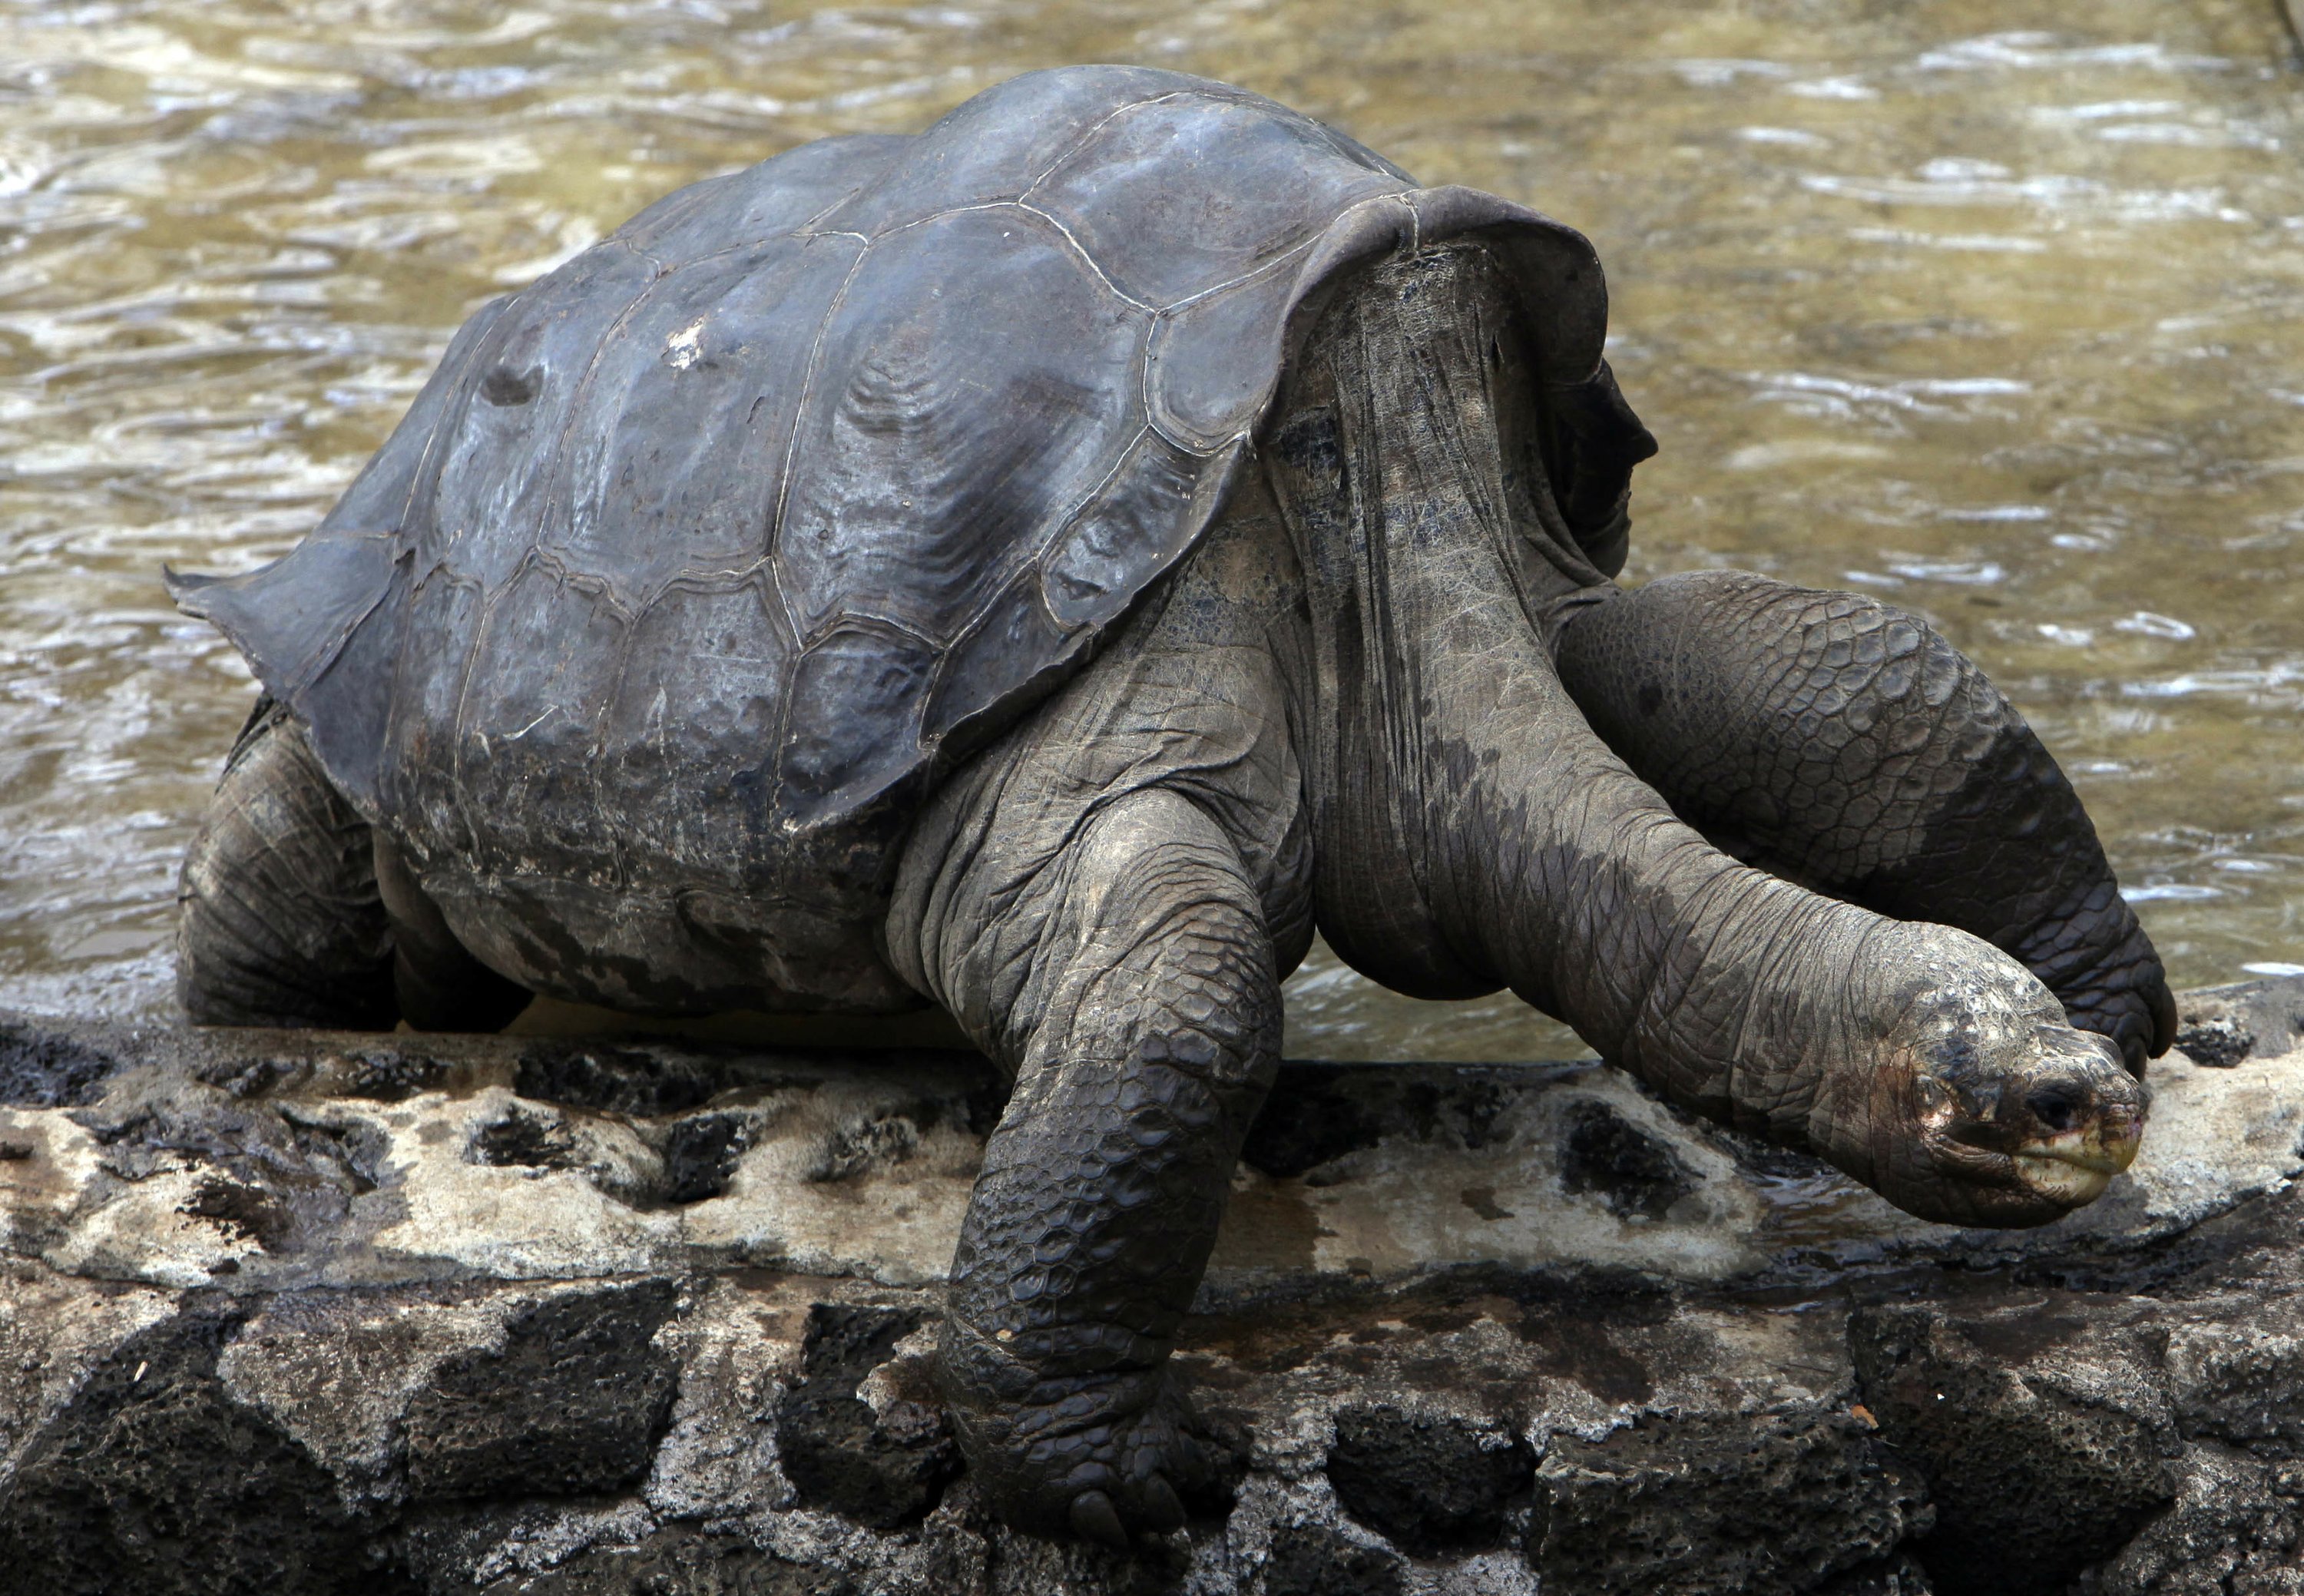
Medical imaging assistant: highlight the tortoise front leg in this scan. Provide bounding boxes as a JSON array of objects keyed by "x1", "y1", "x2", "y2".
[
  {"x1": 908, "y1": 786, "x2": 1276, "y2": 1545},
  {"x1": 1551, "y1": 571, "x2": 2175, "y2": 1074}
]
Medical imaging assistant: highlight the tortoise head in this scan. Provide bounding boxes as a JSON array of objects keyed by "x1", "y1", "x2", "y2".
[
  {"x1": 1538, "y1": 359, "x2": 1657, "y2": 579},
  {"x1": 1822, "y1": 929, "x2": 2148, "y2": 1228}
]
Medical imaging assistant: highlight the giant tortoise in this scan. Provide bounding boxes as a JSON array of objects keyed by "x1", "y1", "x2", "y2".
[{"x1": 170, "y1": 66, "x2": 2172, "y2": 1543}]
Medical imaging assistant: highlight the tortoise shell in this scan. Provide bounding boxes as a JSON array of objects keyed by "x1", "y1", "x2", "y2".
[{"x1": 170, "y1": 65, "x2": 1637, "y2": 1010}]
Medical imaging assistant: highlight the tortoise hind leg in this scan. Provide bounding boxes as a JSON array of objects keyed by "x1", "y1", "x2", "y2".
[
  {"x1": 372, "y1": 836, "x2": 530, "y2": 1032},
  {"x1": 177, "y1": 704, "x2": 398, "y2": 1029},
  {"x1": 1551, "y1": 571, "x2": 2176, "y2": 1074}
]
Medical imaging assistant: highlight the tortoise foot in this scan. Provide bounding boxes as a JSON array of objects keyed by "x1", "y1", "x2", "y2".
[{"x1": 946, "y1": 1364, "x2": 1220, "y2": 1545}]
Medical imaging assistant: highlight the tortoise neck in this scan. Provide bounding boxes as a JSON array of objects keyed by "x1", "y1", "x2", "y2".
[
  {"x1": 1265, "y1": 247, "x2": 1869, "y2": 1141},
  {"x1": 1264, "y1": 245, "x2": 1614, "y2": 998}
]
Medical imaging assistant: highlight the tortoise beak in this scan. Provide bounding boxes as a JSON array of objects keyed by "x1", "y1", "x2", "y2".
[{"x1": 2004, "y1": 1029, "x2": 2147, "y2": 1207}]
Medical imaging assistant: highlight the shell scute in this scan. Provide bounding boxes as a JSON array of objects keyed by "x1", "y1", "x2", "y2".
[
  {"x1": 548, "y1": 232, "x2": 858, "y2": 602},
  {"x1": 1041, "y1": 431, "x2": 1235, "y2": 631},
  {"x1": 317, "y1": 300, "x2": 509, "y2": 541},
  {"x1": 600, "y1": 577, "x2": 790, "y2": 889},
  {"x1": 1145, "y1": 253, "x2": 1306, "y2": 450},
  {"x1": 417, "y1": 243, "x2": 660, "y2": 594},
  {"x1": 776, "y1": 624, "x2": 942, "y2": 824},
  {"x1": 809, "y1": 66, "x2": 1191, "y2": 239},
  {"x1": 297, "y1": 553, "x2": 409, "y2": 816},
  {"x1": 1026, "y1": 92, "x2": 1402, "y2": 310},
  {"x1": 455, "y1": 559, "x2": 629, "y2": 882},
  {"x1": 771, "y1": 206, "x2": 1146, "y2": 644},
  {"x1": 922, "y1": 570, "x2": 1077, "y2": 754},
  {"x1": 615, "y1": 132, "x2": 907, "y2": 259},
  {"x1": 382, "y1": 573, "x2": 485, "y2": 861}
]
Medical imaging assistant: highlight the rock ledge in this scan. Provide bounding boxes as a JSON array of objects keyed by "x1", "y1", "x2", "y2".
[{"x1": 0, "y1": 978, "x2": 2298, "y2": 1594}]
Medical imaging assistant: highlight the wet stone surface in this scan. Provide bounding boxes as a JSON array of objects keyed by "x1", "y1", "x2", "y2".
[{"x1": 0, "y1": 979, "x2": 2294, "y2": 1591}]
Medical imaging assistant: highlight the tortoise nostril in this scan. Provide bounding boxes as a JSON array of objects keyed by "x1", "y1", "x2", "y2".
[{"x1": 2027, "y1": 1086, "x2": 2082, "y2": 1134}]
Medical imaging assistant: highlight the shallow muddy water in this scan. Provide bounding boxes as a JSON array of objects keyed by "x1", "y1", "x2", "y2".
[{"x1": 2, "y1": 0, "x2": 2301, "y2": 1059}]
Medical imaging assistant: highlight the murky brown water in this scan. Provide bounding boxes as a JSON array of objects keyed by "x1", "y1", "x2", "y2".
[{"x1": 3, "y1": 0, "x2": 2302, "y2": 1060}]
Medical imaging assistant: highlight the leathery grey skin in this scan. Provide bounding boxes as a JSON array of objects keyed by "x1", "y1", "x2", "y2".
[
  {"x1": 166, "y1": 68, "x2": 2167, "y2": 1547},
  {"x1": 1551, "y1": 571, "x2": 2177, "y2": 1076}
]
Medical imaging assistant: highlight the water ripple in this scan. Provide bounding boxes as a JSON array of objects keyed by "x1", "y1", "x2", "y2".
[{"x1": 2, "y1": 0, "x2": 2302, "y2": 1028}]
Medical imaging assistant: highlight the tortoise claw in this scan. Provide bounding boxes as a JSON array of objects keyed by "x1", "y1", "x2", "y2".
[
  {"x1": 1070, "y1": 1489, "x2": 1128, "y2": 1548},
  {"x1": 1140, "y1": 1473, "x2": 1186, "y2": 1531}
]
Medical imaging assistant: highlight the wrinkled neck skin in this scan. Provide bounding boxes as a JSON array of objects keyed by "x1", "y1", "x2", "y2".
[{"x1": 1263, "y1": 247, "x2": 2129, "y2": 1227}]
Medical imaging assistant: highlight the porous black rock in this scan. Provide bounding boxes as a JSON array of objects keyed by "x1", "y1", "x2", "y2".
[
  {"x1": 67, "y1": 1071, "x2": 384, "y2": 1255},
  {"x1": 2166, "y1": 1297, "x2": 2304, "y2": 1459},
  {"x1": 1326, "y1": 1406, "x2": 1531, "y2": 1555},
  {"x1": 772, "y1": 1303, "x2": 959, "y2": 1531},
  {"x1": 0, "y1": 990, "x2": 2293, "y2": 1593},
  {"x1": 1527, "y1": 1409, "x2": 1932, "y2": 1596},
  {"x1": 1238, "y1": 1062, "x2": 1564, "y2": 1180},
  {"x1": 663, "y1": 1111, "x2": 756, "y2": 1204},
  {"x1": 403, "y1": 1280, "x2": 680, "y2": 1502},
  {"x1": 2174, "y1": 1015, "x2": 2255, "y2": 1069},
  {"x1": 340, "y1": 1048, "x2": 450, "y2": 1101},
  {"x1": 466, "y1": 1103, "x2": 578, "y2": 1170},
  {"x1": 1557, "y1": 1098, "x2": 1697, "y2": 1220},
  {"x1": 1262, "y1": 1521, "x2": 1407, "y2": 1596},
  {"x1": 1240, "y1": 1068, "x2": 1385, "y2": 1179},
  {"x1": 2085, "y1": 1443, "x2": 2302, "y2": 1596},
  {"x1": 515, "y1": 1043, "x2": 717, "y2": 1118},
  {"x1": 0, "y1": 1306, "x2": 414, "y2": 1596},
  {"x1": 1816, "y1": 1553, "x2": 1936, "y2": 1594},
  {"x1": 0, "y1": 1021, "x2": 117, "y2": 1108},
  {"x1": 415, "y1": 1524, "x2": 854, "y2": 1595},
  {"x1": 1851, "y1": 1303, "x2": 2180, "y2": 1596}
]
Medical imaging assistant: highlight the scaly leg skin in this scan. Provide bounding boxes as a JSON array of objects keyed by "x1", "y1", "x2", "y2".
[
  {"x1": 902, "y1": 786, "x2": 1279, "y2": 1547},
  {"x1": 180, "y1": 701, "x2": 532, "y2": 1032},
  {"x1": 889, "y1": 459, "x2": 1309, "y2": 1545},
  {"x1": 1551, "y1": 573, "x2": 2175, "y2": 1074},
  {"x1": 177, "y1": 703, "x2": 398, "y2": 1029}
]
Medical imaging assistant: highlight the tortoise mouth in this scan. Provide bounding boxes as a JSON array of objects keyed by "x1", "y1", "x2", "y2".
[
  {"x1": 2015, "y1": 1121, "x2": 2142, "y2": 1174},
  {"x1": 2010, "y1": 1148, "x2": 2114, "y2": 1207},
  {"x1": 2008, "y1": 1115, "x2": 2143, "y2": 1207}
]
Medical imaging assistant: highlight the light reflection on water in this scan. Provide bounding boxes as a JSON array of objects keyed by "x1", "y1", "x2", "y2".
[{"x1": 2, "y1": 0, "x2": 2301, "y2": 1061}]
